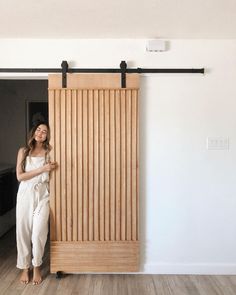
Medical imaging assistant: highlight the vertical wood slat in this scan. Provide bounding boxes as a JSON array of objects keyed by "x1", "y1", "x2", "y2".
[
  {"x1": 82, "y1": 90, "x2": 88, "y2": 241},
  {"x1": 94, "y1": 90, "x2": 99, "y2": 241},
  {"x1": 135, "y1": 89, "x2": 139, "y2": 241},
  {"x1": 77, "y1": 90, "x2": 83, "y2": 241},
  {"x1": 48, "y1": 90, "x2": 56, "y2": 240},
  {"x1": 99, "y1": 90, "x2": 105, "y2": 241},
  {"x1": 110, "y1": 90, "x2": 116, "y2": 241},
  {"x1": 104, "y1": 90, "x2": 110, "y2": 241},
  {"x1": 61, "y1": 90, "x2": 67, "y2": 241},
  {"x1": 66, "y1": 90, "x2": 72, "y2": 241},
  {"x1": 49, "y1": 88, "x2": 139, "y2": 243},
  {"x1": 88, "y1": 90, "x2": 94, "y2": 241},
  {"x1": 121, "y1": 90, "x2": 126, "y2": 241},
  {"x1": 126, "y1": 90, "x2": 132, "y2": 241},
  {"x1": 55, "y1": 89, "x2": 62, "y2": 241},
  {"x1": 132, "y1": 90, "x2": 138, "y2": 240},
  {"x1": 72, "y1": 90, "x2": 78, "y2": 241},
  {"x1": 115, "y1": 90, "x2": 121, "y2": 241}
]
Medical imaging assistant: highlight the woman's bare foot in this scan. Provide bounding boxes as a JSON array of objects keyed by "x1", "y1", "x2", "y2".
[
  {"x1": 20, "y1": 268, "x2": 30, "y2": 284},
  {"x1": 33, "y1": 267, "x2": 42, "y2": 285}
]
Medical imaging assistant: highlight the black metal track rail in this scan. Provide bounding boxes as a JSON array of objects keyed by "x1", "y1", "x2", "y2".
[
  {"x1": 0, "y1": 68, "x2": 204, "y2": 74},
  {"x1": 0, "y1": 60, "x2": 205, "y2": 88}
]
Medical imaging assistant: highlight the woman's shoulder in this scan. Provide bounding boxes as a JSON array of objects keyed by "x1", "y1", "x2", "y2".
[
  {"x1": 19, "y1": 147, "x2": 26, "y2": 152},
  {"x1": 18, "y1": 147, "x2": 27, "y2": 156},
  {"x1": 16, "y1": 147, "x2": 27, "y2": 164}
]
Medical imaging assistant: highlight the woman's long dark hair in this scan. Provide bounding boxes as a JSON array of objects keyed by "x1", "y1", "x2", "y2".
[{"x1": 21, "y1": 121, "x2": 52, "y2": 171}]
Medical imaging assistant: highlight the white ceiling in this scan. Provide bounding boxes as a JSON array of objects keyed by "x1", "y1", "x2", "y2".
[{"x1": 1, "y1": 0, "x2": 236, "y2": 39}]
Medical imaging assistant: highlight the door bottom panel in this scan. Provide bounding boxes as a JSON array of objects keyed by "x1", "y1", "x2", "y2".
[{"x1": 50, "y1": 241, "x2": 139, "y2": 273}]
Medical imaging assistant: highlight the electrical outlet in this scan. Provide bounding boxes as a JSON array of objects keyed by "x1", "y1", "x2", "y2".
[{"x1": 206, "y1": 137, "x2": 229, "y2": 150}]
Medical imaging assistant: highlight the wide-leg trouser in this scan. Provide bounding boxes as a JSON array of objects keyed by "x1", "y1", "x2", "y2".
[{"x1": 16, "y1": 182, "x2": 49, "y2": 269}]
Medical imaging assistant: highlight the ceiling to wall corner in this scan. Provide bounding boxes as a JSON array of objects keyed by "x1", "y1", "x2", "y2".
[{"x1": 0, "y1": 0, "x2": 236, "y2": 39}]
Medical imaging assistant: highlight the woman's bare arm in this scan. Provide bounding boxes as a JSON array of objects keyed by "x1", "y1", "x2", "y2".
[{"x1": 16, "y1": 148, "x2": 56, "y2": 182}]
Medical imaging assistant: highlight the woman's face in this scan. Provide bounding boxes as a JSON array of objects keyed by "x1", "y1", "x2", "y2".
[{"x1": 34, "y1": 124, "x2": 48, "y2": 143}]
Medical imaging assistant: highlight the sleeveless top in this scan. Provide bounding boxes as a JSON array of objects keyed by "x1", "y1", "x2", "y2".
[{"x1": 17, "y1": 156, "x2": 50, "y2": 215}]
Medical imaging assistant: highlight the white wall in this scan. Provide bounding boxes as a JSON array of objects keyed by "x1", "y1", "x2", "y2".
[{"x1": 1, "y1": 39, "x2": 236, "y2": 274}]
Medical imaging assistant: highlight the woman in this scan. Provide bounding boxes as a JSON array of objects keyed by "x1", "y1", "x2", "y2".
[{"x1": 16, "y1": 121, "x2": 57, "y2": 285}]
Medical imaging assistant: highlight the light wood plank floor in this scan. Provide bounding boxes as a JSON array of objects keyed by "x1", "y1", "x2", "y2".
[{"x1": 1, "y1": 228, "x2": 236, "y2": 295}]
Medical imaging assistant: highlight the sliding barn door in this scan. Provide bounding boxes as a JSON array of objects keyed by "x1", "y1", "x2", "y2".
[{"x1": 48, "y1": 74, "x2": 139, "y2": 273}]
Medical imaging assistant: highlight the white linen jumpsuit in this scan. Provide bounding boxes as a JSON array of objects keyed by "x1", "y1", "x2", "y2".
[{"x1": 16, "y1": 156, "x2": 49, "y2": 269}]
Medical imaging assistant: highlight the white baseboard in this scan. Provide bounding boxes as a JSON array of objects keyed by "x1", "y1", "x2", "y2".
[
  {"x1": 143, "y1": 263, "x2": 236, "y2": 275},
  {"x1": 70, "y1": 264, "x2": 236, "y2": 275}
]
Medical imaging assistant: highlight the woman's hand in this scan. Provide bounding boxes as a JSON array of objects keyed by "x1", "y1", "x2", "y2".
[{"x1": 43, "y1": 161, "x2": 57, "y2": 172}]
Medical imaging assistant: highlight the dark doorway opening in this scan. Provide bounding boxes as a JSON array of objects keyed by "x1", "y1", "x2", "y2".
[{"x1": 0, "y1": 79, "x2": 48, "y2": 165}]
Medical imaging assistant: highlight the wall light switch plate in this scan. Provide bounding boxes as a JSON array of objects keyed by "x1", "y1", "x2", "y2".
[{"x1": 206, "y1": 137, "x2": 229, "y2": 150}]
